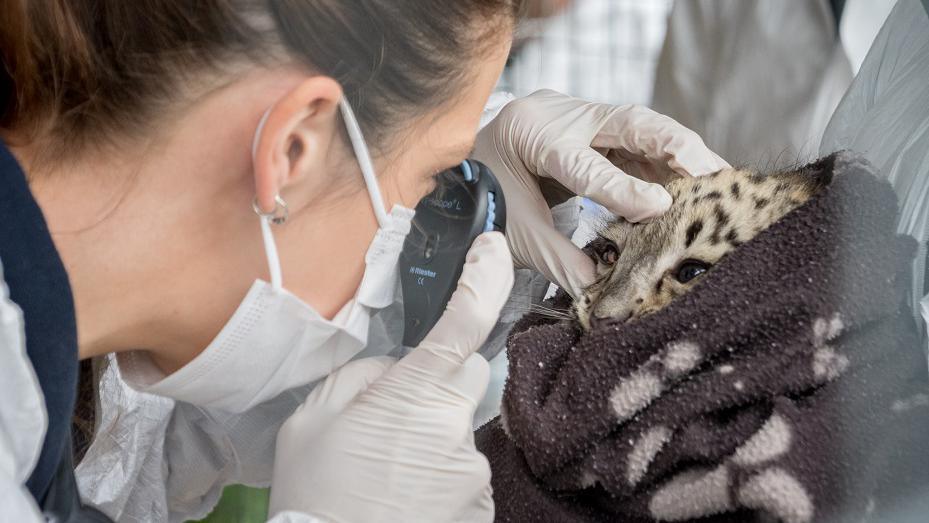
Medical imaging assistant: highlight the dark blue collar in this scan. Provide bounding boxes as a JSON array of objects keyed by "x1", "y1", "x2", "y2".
[{"x1": 0, "y1": 140, "x2": 78, "y2": 503}]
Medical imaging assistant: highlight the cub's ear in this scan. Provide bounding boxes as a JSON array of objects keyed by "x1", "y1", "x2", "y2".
[
  {"x1": 794, "y1": 152, "x2": 838, "y2": 193},
  {"x1": 584, "y1": 234, "x2": 621, "y2": 266},
  {"x1": 768, "y1": 152, "x2": 838, "y2": 198}
]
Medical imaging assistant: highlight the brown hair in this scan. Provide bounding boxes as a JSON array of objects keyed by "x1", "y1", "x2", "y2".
[{"x1": 0, "y1": 0, "x2": 522, "y2": 156}]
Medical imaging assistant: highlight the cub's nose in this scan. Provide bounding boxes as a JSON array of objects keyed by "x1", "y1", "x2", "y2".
[{"x1": 589, "y1": 309, "x2": 632, "y2": 329}]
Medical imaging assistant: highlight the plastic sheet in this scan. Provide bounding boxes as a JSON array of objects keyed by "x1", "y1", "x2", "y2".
[{"x1": 820, "y1": 0, "x2": 929, "y2": 361}]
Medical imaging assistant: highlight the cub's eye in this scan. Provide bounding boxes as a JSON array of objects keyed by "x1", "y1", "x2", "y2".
[
  {"x1": 596, "y1": 241, "x2": 619, "y2": 265},
  {"x1": 675, "y1": 259, "x2": 711, "y2": 283}
]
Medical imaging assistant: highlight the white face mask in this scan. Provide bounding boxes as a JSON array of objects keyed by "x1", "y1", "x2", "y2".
[{"x1": 118, "y1": 98, "x2": 414, "y2": 412}]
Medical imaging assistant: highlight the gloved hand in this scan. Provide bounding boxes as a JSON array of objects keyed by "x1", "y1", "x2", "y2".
[
  {"x1": 269, "y1": 232, "x2": 514, "y2": 523},
  {"x1": 472, "y1": 89, "x2": 729, "y2": 298}
]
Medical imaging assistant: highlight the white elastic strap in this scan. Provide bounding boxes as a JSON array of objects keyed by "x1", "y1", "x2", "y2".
[
  {"x1": 339, "y1": 98, "x2": 390, "y2": 228},
  {"x1": 260, "y1": 216, "x2": 284, "y2": 290},
  {"x1": 252, "y1": 107, "x2": 283, "y2": 289},
  {"x1": 251, "y1": 107, "x2": 273, "y2": 165}
]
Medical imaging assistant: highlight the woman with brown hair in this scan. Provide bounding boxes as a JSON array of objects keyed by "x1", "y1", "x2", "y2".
[{"x1": 0, "y1": 1, "x2": 724, "y2": 521}]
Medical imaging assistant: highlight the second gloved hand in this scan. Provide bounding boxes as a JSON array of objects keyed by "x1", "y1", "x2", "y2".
[
  {"x1": 269, "y1": 232, "x2": 514, "y2": 523},
  {"x1": 473, "y1": 89, "x2": 729, "y2": 298}
]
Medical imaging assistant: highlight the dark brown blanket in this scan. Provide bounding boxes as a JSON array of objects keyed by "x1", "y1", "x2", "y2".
[{"x1": 476, "y1": 152, "x2": 929, "y2": 522}]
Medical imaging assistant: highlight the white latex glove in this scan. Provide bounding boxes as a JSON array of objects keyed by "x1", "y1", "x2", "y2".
[
  {"x1": 473, "y1": 89, "x2": 730, "y2": 298},
  {"x1": 269, "y1": 232, "x2": 514, "y2": 523}
]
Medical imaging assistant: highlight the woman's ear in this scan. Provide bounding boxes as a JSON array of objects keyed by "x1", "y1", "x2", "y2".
[{"x1": 252, "y1": 76, "x2": 343, "y2": 214}]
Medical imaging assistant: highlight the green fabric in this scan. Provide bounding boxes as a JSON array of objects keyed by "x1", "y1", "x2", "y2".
[{"x1": 190, "y1": 485, "x2": 269, "y2": 523}]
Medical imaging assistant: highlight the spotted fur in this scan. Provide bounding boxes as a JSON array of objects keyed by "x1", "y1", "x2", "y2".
[{"x1": 575, "y1": 166, "x2": 829, "y2": 329}]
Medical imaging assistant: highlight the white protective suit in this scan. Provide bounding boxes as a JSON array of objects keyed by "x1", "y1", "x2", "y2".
[
  {"x1": 0, "y1": 261, "x2": 48, "y2": 521},
  {"x1": 819, "y1": 0, "x2": 929, "y2": 358},
  {"x1": 652, "y1": 0, "x2": 892, "y2": 170}
]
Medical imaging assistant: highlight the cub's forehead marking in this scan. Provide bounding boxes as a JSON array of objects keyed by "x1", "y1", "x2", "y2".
[
  {"x1": 725, "y1": 229, "x2": 740, "y2": 247},
  {"x1": 684, "y1": 221, "x2": 704, "y2": 248},
  {"x1": 709, "y1": 204, "x2": 734, "y2": 245},
  {"x1": 713, "y1": 205, "x2": 730, "y2": 227},
  {"x1": 730, "y1": 182, "x2": 741, "y2": 199}
]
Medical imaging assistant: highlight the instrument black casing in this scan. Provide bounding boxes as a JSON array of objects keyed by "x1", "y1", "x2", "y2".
[{"x1": 400, "y1": 160, "x2": 506, "y2": 348}]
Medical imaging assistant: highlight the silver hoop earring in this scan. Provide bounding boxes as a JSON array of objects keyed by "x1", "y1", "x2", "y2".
[{"x1": 252, "y1": 195, "x2": 289, "y2": 225}]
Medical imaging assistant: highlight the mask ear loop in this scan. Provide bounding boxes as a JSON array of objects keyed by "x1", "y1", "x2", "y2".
[
  {"x1": 250, "y1": 98, "x2": 385, "y2": 291},
  {"x1": 252, "y1": 196, "x2": 288, "y2": 289},
  {"x1": 258, "y1": 215, "x2": 284, "y2": 290},
  {"x1": 339, "y1": 98, "x2": 390, "y2": 228},
  {"x1": 251, "y1": 107, "x2": 285, "y2": 290}
]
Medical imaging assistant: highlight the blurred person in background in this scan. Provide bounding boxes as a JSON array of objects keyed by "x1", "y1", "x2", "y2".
[{"x1": 653, "y1": 0, "x2": 895, "y2": 168}]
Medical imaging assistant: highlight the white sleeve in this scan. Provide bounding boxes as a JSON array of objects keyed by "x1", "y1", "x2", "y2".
[
  {"x1": 74, "y1": 355, "x2": 174, "y2": 522},
  {"x1": 159, "y1": 389, "x2": 308, "y2": 522},
  {"x1": 0, "y1": 477, "x2": 44, "y2": 523},
  {"x1": 0, "y1": 259, "x2": 48, "y2": 523},
  {"x1": 76, "y1": 355, "x2": 313, "y2": 523}
]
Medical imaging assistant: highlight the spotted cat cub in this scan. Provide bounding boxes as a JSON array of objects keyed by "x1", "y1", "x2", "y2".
[{"x1": 575, "y1": 165, "x2": 830, "y2": 329}]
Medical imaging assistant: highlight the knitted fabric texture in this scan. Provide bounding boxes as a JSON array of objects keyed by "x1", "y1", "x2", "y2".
[{"x1": 476, "y1": 152, "x2": 929, "y2": 522}]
